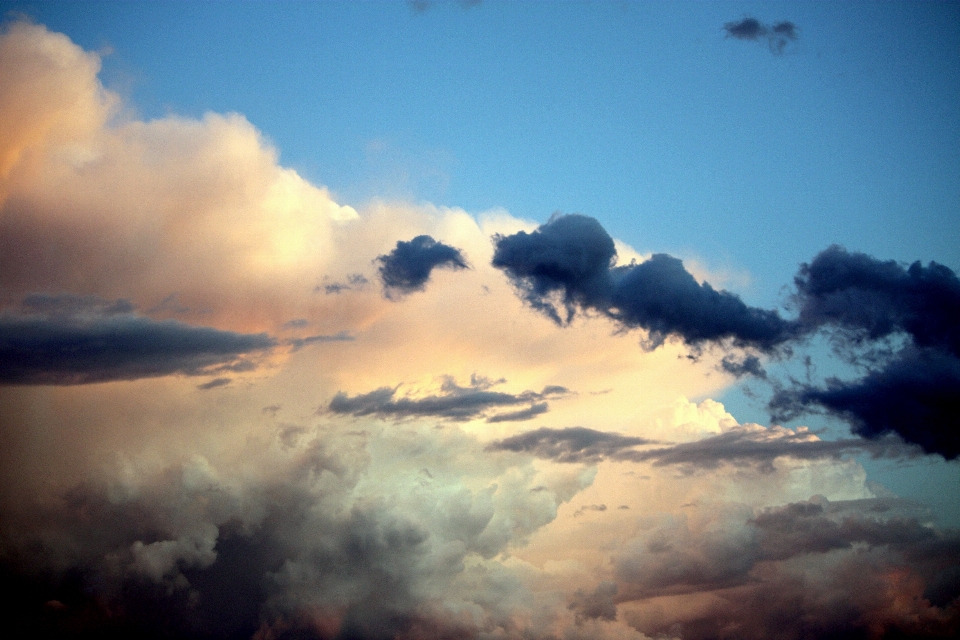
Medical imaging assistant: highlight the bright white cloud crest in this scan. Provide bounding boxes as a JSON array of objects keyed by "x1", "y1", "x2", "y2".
[{"x1": 1, "y1": 22, "x2": 957, "y2": 640}]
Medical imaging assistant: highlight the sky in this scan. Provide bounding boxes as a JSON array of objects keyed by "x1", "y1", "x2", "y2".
[{"x1": 0, "y1": 1, "x2": 958, "y2": 639}]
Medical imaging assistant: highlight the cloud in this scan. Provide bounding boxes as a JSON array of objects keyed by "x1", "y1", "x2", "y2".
[
  {"x1": 329, "y1": 375, "x2": 568, "y2": 423},
  {"x1": 723, "y1": 17, "x2": 798, "y2": 55},
  {"x1": 376, "y1": 235, "x2": 468, "y2": 297},
  {"x1": 0, "y1": 420, "x2": 595, "y2": 639},
  {"x1": 615, "y1": 499, "x2": 960, "y2": 639},
  {"x1": 492, "y1": 214, "x2": 796, "y2": 350},
  {"x1": 0, "y1": 294, "x2": 275, "y2": 385},
  {"x1": 626, "y1": 424, "x2": 918, "y2": 472},
  {"x1": 487, "y1": 426, "x2": 656, "y2": 464},
  {"x1": 770, "y1": 347, "x2": 960, "y2": 460}
]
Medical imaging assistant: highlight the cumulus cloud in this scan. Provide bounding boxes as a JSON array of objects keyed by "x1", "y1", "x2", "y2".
[
  {"x1": 0, "y1": 423, "x2": 592, "y2": 639},
  {"x1": 329, "y1": 375, "x2": 568, "y2": 423},
  {"x1": 376, "y1": 235, "x2": 468, "y2": 297},
  {"x1": 0, "y1": 294, "x2": 275, "y2": 384},
  {"x1": 2, "y1": 20, "x2": 958, "y2": 640}
]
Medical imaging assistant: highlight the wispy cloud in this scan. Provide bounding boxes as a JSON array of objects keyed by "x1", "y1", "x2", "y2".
[{"x1": 329, "y1": 375, "x2": 568, "y2": 422}]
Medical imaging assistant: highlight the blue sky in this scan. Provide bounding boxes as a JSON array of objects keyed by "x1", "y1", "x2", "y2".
[{"x1": 1, "y1": 2, "x2": 959, "y2": 638}]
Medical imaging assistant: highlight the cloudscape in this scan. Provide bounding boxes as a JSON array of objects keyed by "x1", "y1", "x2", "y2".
[{"x1": 1, "y1": 4, "x2": 958, "y2": 639}]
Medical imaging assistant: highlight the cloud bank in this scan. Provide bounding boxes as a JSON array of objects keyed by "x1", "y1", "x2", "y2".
[{"x1": 0, "y1": 21, "x2": 957, "y2": 640}]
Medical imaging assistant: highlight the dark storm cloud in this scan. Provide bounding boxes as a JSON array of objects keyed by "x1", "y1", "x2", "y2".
[
  {"x1": 486, "y1": 426, "x2": 655, "y2": 464},
  {"x1": 770, "y1": 347, "x2": 960, "y2": 459},
  {"x1": 376, "y1": 235, "x2": 468, "y2": 297},
  {"x1": 492, "y1": 214, "x2": 796, "y2": 350},
  {"x1": 0, "y1": 294, "x2": 276, "y2": 385},
  {"x1": 328, "y1": 375, "x2": 568, "y2": 422},
  {"x1": 774, "y1": 246, "x2": 960, "y2": 459},
  {"x1": 723, "y1": 17, "x2": 798, "y2": 55},
  {"x1": 493, "y1": 215, "x2": 960, "y2": 459},
  {"x1": 793, "y1": 245, "x2": 960, "y2": 355}
]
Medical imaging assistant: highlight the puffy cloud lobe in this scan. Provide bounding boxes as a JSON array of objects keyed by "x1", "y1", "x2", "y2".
[
  {"x1": 492, "y1": 214, "x2": 796, "y2": 350},
  {"x1": 0, "y1": 294, "x2": 275, "y2": 385},
  {"x1": 491, "y1": 214, "x2": 616, "y2": 324},
  {"x1": 794, "y1": 245, "x2": 960, "y2": 356},
  {"x1": 0, "y1": 423, "x2": 589, "y2": 639},
  {"x1": 609, "y1": 254, "x2": 794, "y2": 350},
  {"x1": 376, "y1": 235, "x2": 468, "y2": 296},
  {"x1": 328, "y1": 376, "x2": 568, "y2": 423}
]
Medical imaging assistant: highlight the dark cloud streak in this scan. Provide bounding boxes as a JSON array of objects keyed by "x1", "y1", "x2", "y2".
[{"x1": 0, "y1": 295, "x2": 276, "y2": 385}]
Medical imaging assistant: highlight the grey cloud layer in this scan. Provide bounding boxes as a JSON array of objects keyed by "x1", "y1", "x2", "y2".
[
  {"x1": 616, "y1": 498, "x2": 960, "y2": 639},
  {"x1": 376, "y1": 235, "x2": 468, "y2": 296},
  {"x1": 329, "y1": 376, "x2": 568, "y2": 423},
  {"x1": 0, "y1": 294, "x2": 275, "y2": 385},
  {"x1": 488, "y1": 424, "x2": 914, "y2": 470}
]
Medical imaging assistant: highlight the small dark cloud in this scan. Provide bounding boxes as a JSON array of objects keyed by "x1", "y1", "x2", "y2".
[
  {"x1": 492, "y1": 214, "x2": 797, "y2": 350},
  {"x1": 724, "y1": 17, "x2": 766, "y2": 40},
  {"x1": 281, "y1": 318, "x2": 309, "y2": 329},
  {"x1": 329, "y1": 375, "x2": 568, "y2": 422},
  {"x1": 196, "y1": 377, "x2": 230, "y2": 390},
  {"x1": 573, "y1": 504, "x2": 608, "y2": 518},
  {"x1": 487, "y1": 426, "x2": 655, "y2": 464},
  {"x1": 377, "y1": 235, "x2": 468, "y2": 297},
  {"x1": 320, "y1": 273, "x2": 369, "y2": 295},
  {"x1": 724, "y1": 17, "x2": 798, "y2": 55},
  {"x1": 0, "y1": 294, "x2": 276, "y2": 385},
  {"x1": 286, "y1": 330, "x2": 354, "y2": 351}
]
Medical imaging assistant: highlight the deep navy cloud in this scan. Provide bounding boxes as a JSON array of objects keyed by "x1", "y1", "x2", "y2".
[
  {"x1": 0, "y1": 295, "x2": 276, "y2": 384},
  {"x1": 376, "y1": 235, "x2": 468, "y2": 296},
  {"x1": 492, "y1": 214, "x2": 796, "y2": 350},
  {"x1": 770, "y1": 347, "x2": 960, "y2": 460},
  {"x1": 492, "y1": 214, "x2": 615, "y2": 324},
  {"x1": 793, "y1": 245, "x2": 960, "y2": 355}
]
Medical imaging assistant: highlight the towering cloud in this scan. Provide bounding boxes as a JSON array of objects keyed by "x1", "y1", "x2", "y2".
[{"x1": 1, "y1": 21, "x2": 957, "y2": 640}]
